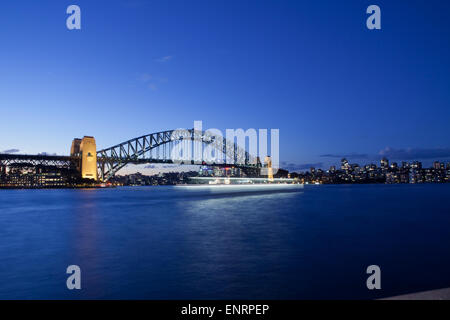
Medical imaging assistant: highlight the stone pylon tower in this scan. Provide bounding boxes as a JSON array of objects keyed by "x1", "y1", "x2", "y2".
[
  {"x1": 265, "y1": 156, "x2": 274, "y2": 181},
  {"x1": 71, "y1": 136, "x2": 98, "y2": 180}
]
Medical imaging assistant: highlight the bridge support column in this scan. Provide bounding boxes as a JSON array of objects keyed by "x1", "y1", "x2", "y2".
[
  {"x1": 265, "y1": 156, "x2": 274, "y2": 181},
  {"x1": 257, "y1": 156, "x2": 274, "y2": 181}
]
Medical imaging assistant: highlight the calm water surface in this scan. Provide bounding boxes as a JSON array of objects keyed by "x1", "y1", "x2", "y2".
[{"x1": 1, "y1": 184, "x2": 450, "y2": 299}]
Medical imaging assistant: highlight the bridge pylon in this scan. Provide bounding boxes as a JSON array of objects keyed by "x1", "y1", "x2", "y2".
[{"x1": 71, "y1": 136, "x2": 98, "y2": 181}]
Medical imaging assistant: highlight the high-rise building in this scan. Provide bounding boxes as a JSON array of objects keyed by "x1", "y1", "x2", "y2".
[
  {"x1": 411, "y1": 161, "x2": 422, "y2": 169},
  {"x1": 341, "y1": 158, "x2": 350, "y2": 171},
  {"x1": 433, "y1": 161, "x2": 441, "y2": 170},
  {"x1": 380, "y1": 157, "x2": 389, "y2": 170}
]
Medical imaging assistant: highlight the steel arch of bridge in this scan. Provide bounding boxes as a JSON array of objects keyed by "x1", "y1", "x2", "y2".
[{"x1": 97, "y1": 129, "x2": 260, "y2": 181}]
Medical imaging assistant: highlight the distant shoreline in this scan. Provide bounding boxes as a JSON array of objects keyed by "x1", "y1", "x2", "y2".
[
  {"x1": 1, "y1": 183, "x2": 449, "y2": 190},
  {"x1": 0, "y1": 186, "x2": 111, "y2": 190}
]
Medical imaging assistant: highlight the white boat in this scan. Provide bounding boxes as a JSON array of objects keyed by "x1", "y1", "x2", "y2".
[{"x1": 176, "y1": 177, "x2": 304, "y2": 193}]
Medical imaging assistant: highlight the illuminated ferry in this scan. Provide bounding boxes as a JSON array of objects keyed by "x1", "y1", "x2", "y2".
[{"x1": 176, "y1": 177, "x2": 304, "y2": 192}]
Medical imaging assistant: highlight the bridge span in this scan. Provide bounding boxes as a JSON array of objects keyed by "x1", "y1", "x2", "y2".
[{"x1": 1, "y1": 128, "x2": 271, "y2": 183}]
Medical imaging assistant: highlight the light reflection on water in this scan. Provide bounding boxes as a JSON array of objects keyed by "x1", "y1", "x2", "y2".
[{"x1": 1, "y1": 184, "x2": 450, "y2": 299}]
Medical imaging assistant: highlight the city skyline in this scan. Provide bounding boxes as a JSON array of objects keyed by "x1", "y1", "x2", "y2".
[{"x1": 1, "y1": 1, "x2": 450, "y2": 175}]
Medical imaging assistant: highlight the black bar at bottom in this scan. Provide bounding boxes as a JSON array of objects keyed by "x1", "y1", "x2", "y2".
[{"x1": 1, "y1": 300, "x2": 449, "y2": 318}]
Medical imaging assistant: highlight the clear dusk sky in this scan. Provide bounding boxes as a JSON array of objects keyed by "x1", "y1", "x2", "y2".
[{"x1": 1, "y1": 0, "x2": 450, "y2": 172}]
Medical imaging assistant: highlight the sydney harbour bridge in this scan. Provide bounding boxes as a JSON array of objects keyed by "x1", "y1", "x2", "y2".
[{"x1": 0, "y1": 129, "x2": 270, "y2": 183}]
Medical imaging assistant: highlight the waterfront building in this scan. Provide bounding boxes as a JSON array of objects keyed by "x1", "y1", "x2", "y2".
[
  {"x1": 0, "y1": 164, "x2": 77, "y2": 188},
  {"x1": 433, "y1": 161, "x2": 441, "y2": 170},
  {"x1": 380, "y1": 158, "x2": 389, "y2": 170},
  {"x1": 341, "y1": 158, "x2": 351, "y2": 171},
  {"x1": 411, "y1": 161, "x2": 422, "y2": 169}
]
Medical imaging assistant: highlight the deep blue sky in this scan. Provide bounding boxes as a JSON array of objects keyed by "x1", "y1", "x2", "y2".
[{"x1": 1, "y1": 0, "x2": 450, "y2": 171}]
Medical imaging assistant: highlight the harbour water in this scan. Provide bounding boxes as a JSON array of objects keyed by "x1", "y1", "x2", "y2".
[{"x1": 1, "y1": 184, "x2": 450, "y2": 299}]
